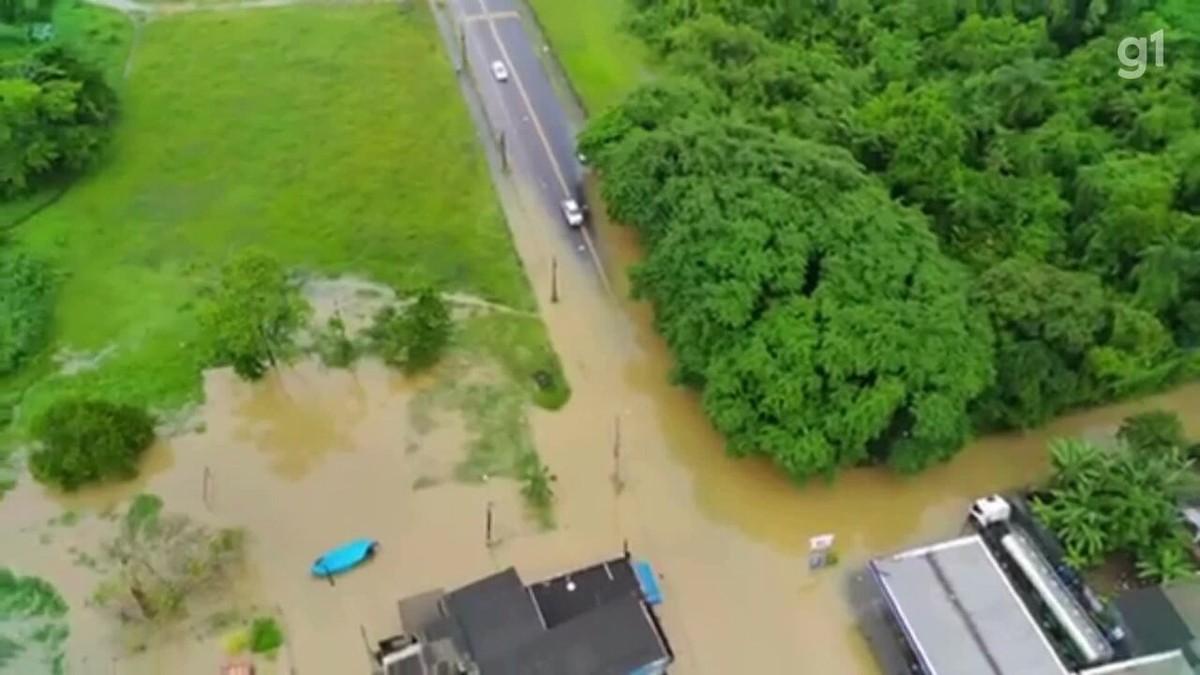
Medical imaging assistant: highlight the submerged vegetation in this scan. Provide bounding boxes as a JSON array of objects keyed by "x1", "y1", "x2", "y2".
[
  {"x1": 580, "y1": 0, "x2": 1200, "y2": 481},
  {"x1": 224, "y1": 615, "x2": 285, "y2": 657},
  {"x1": 91, "y1": 494, "x2": 247, "y2": 622},
  {"x1": 0, "y1": 567, "x2": 69, "y2": 675},
  {"x1": 366, "y1": 288, "x2": 453, "y2": 374}
]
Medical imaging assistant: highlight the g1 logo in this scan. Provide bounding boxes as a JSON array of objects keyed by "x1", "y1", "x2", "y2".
[{"x1": 1118, "y1": 29, "x2": 1165, "y2": 80}]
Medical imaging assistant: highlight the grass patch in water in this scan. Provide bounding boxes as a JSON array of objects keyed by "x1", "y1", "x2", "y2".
[
  {"x1": 407, "y1": 312, "x2": 565, "y2": 527},
  {"x1": 0, "y1": 568, "x2": 69, "y2": 675},
  {"x1": 222, "y1": 614, "x2": 284, "y2": 658}
]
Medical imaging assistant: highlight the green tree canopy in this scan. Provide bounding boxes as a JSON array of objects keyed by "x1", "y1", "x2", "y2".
[
  {"x1": 28, "y1": 398, "x2": 156, "y2": 491},
  {"x1": 582, "y1": 99, "x2": 994, "y2": 480},
  {"x1": 199, "y1": 250, "x2": 309, "y2": 381},
  {"x1": 595, "y1": 0, "x2": 1199, "y2": 477},
  {"x1": 1118, "y1": 409, "x2": 1188, "y2": 455},
  {"x1": 0, "y1": 45, "x2": 118, "y2": 198}
]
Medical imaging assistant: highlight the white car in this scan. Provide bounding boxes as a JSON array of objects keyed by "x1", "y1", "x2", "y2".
[
  {"x1": 561, "y1": 199, "x2": 584, "y2": 227},
  {"x1": 490, "y1": 60, "x2": 509, "y2": 82}
]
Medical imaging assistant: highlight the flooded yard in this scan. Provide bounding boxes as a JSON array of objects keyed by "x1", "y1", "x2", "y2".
[
  {"x1": 3, "y1": 146, "x2": 1200, "y2": 675},
  {"x1": 2, "y1": 302, "x2": 1199, "y2": 673}
]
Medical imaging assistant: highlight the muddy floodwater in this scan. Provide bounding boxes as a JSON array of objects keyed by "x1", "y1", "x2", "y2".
[{"x1": 4, "y1": 197, "x2": 1200, "y2": 675}]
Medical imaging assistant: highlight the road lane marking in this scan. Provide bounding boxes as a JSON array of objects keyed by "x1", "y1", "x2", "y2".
[
  {"x1": 461, "y1": 10, "x2": 518, "y2": 23},
  {"x1": 471, "y1": 0, "x2": 570, "y2": 198},
  {"x1": 463, "y1": 0, "x2": 616, "y2": 298}
]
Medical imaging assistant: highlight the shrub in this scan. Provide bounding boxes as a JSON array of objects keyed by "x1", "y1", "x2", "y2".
[
  {"x1": 1118, "y1": 410, "x2": 1188, "y2": 455},
  {"x1": 366, "y1": 289, "x2": 451, "y2": 374},
  {"x1": 517, "y1": 451, "x2": 555, "y2": 529},
  {"x1": 248, "y1": 616, "x2": 284, "y2": 654},
  {"x1": 29, "y1": 399, "x2": 155, "y2": 491},
  {"x1": 0, "y1": 252, "x2": 53, "y2": 376},
  {"x1": 314, "y1": 313, "x2": 357, "y2": 369}
]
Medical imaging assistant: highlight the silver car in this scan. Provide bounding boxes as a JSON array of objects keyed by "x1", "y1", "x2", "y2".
[
  {"x1": 490, "y1": 60, "x2": 509, "y2": 82},
  {"x1": 561, "y1": 199, "x2": 584, "y2": 227}
]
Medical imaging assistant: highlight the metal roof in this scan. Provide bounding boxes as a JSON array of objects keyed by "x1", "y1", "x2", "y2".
[
  {"x1": 1078, "y1": 651, "x2": 1193, "y2": 675},
  {"x1": 869, "y1": 535, "x2": 1069, "y2": 675}
]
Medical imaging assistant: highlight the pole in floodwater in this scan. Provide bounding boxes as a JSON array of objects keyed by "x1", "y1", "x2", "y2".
[
  {"x1": 485, "y1": 500, "x2": 495, "y2": 548},
  {"x1": 551, "y1": 256, "x2": 559, "y2": 303},
  {"x1": 202, "y1": 466, "x2": 213, "y2": 511},
  {"x1": 360, "y1": 624, "x2": 375, "y2": 664},
  {"x1": 612, "y1": 415, "x2": 624, "y2": 494}
]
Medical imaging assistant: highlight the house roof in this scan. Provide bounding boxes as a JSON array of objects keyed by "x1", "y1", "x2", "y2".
[
  {"x1": 398, "y1": 589, "x2": 445, "y2": 635},
  {"x1": 478, "y1": 594, "x2": 670, "y2": 675},
  {"x1": 443, "y1": 568, "x2": 546, "y2": 664},
  {"x1": 869, "y1": 535, "x2": 1069, "y2": 675},
  {"x1": 529, "y1": 556, "x2": 643, "y2": 629}
]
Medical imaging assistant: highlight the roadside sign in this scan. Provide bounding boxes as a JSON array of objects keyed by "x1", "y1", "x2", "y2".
[{"x1": 808, "y1": 534, "x2": 836, "y2": 570}]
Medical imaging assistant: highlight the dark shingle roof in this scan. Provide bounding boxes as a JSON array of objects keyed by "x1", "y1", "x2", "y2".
[
  {"x1": 478, "y1": 594, "x2": 669, "y2": 675},
  {"x1": 529, "y1": 557, "x2": 642, "y2": 629},
  {"x1": 443, "y1": 567, "x2": 546, "y2": 664}
]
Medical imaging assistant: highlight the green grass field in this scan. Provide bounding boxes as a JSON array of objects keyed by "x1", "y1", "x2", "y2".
[
  {"x1": 3, "y1": 3, "x2": 549, "y2": 426},
  {"x1": 525, "y1": 0, "x2": 651, "y2": 113}
]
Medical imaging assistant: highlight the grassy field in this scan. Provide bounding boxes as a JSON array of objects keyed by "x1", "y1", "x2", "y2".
[
  {"x1": 525, "y1": 0, "x2": 651, "y2": 113},
  {"x1": 2, "y1": 3, "x2": 552, "y2": 428}
]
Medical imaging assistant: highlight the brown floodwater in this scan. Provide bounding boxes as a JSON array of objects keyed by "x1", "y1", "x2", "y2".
[{"x1": 3, "y1": 177, "x2": 1200, "y2": 674}]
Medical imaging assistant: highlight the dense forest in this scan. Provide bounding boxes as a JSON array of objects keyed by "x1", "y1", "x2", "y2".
[{"x1": 580, "y1": 0, "x2": 1200, "y2": 480}]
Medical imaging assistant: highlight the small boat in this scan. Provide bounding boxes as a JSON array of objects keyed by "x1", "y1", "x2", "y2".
[{"x1": 311, "y1": 538, "x2": 379, "y2": 577}]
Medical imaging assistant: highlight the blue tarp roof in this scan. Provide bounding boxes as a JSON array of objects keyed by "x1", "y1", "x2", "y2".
[{"x1": 634, "y1": 561, "x2": 662, "y2": 606}]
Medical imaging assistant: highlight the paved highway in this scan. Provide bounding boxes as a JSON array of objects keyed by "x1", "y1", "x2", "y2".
[{"x1": 443, "y1": 0, "x2": 600, "y2": 270}]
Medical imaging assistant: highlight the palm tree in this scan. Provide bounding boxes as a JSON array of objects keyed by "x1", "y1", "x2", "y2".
[
  {"x1": 1135, "y1": 537, "x2": 1195, "y2": 584},
  {"x1": 1033, "y1": 484, "x2": 1109, "y2": 567},
  {"x1": 1048, "y1": 437, "x2": 1106, "y2": 489}
]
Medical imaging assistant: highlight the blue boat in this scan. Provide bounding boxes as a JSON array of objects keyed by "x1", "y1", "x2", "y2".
[
  {"x1": 633, "y1": 560, "x2": 663, "y2": 606},
  {"x1": 311, "y1": 538, "x2": 378, "y2": 577}
]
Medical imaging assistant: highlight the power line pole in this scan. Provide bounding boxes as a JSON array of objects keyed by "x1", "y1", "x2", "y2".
[
  {"x1": 612, "y1": 415, "x2": 624, "y2": 494},
  {"x1": 550, "y1": 256, "x2": 559, "y2": 303},
  {"x1": 498, "y1": 131, "x2": 508, "y2": 171},
  {"x1": 485, "y1": 501, "x2": 495, "y2": 548},
  {"x1": 458, "y1": 24, "x2": 466, "y2": 66}
]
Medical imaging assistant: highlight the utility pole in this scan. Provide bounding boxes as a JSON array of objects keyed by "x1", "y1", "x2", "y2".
[
  {"x1": 612, "y1": 415, "x2": 624, "y2": 494},
  {"x1": 498, "y1": 131, "x2": 508, "y2": 171},
  {"x1": 550, "y1": 256, "x2": 559, "y2": 303},
  {"x1": 485, "y1": 501, "x2": 495, "y2": 548},
  {"x1": 458, "y1": 24, "x2": 466, "y2": 66}
]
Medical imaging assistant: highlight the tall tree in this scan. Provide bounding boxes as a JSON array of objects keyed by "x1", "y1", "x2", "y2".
[{"x1": 199, "y1": 250, "x2": 308, "y2": 381}]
